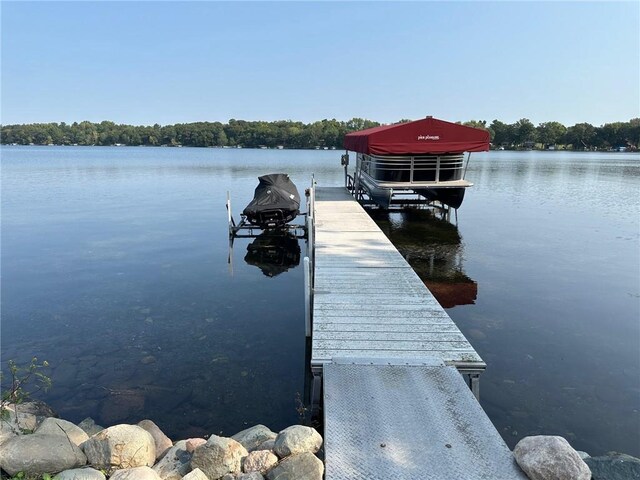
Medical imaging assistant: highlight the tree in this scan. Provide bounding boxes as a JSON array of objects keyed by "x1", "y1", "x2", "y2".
[
  {"x1": 565, "y1": 123, "x2": 596, "y2": 149},
  {"x1": 536, "y1": 122, "x2": 567, "y2": 148},
  {"x1": 489, "y1": 120, "x2": 514, "y2": 146},
  {"x1": 514, "y1": 118, "x2": 536, "y2": 146}
]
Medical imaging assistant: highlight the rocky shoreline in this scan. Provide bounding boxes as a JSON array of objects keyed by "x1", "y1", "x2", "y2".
[{"x1": 0, "y1": 401, "x2": 638, "y2": 480}]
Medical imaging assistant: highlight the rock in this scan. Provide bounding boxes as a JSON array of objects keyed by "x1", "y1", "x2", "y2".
[
  {"x1": 256, "y1": 439, "x2": 275, "y2": 452},
  {"x1": 232, "y1": 425, "x2": 277, "y2": 452},
  {"x1": 54, "y1": 467, "x2": 106, "y2": 480},
  {"x1": 152, "y1": 440, "x2": 192, "y2": 480},
  {"x1": 82, "y1": 424, "x2": 155, "y2": 470},
  {"x1": 238, "y1": 473, "x2": 263, "y2": 480},
  {"x1": 138, "y1": 419, "x2": 172, "y2": 459},
  {"x1": 576, "y1": 451, "x2": 590, "y2": 460},
  {"x1": 9, "y1": 400, "x2": 57, "y2": 419},
  {"x1": 0, "y1": 425, "x2": 18, "y2": 446},
  {"x1": 109, "y1": 466, "x2": 162, "y2": 479},
  {"x1": 191, "y1": 434, "x2": 248, "y2": 479},
  {"x1": 585, "y1": 452, "x2": 640, "y2": 480},
  {"x1": 220, "y1": 475, "x2": 235, "y2": 480},
  {"x1": 266, "y1": 452, "x2": 323, "y2": 480},
  {"x1": 243, "y1": 450, "x2": 278, "y2": 474},
  {"x1": 186, "y1": 437, "x2": 207, "y2": 453},
  {"x1": 0, "y1": 433, "x2": 87, "y2": 476},
  {"x1": 273, "y1": 426, "x2": 323, "y2": 458},
  {"x1": 0, "y1": 405, "x2": 39, "y2": 433},
  {"x1": 183, "y1": 468, "x2": 210, "y2": 480},
  {"x1": 36, "y1": 417, "x2": 89, "y2": 446},
  {"x1": 513, "y1": 435, "x2": 591, "y2": 480},
  {"x1": 78, "y1": 417, "x2": 104, "y2": 437}
]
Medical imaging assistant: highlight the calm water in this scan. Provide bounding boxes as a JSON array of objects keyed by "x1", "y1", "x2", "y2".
[{"x1": 1, "y1": 146, "x2": 638, "y2": 455}]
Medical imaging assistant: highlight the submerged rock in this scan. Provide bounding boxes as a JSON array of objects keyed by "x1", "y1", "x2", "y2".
[
  {"x1": 585, "y1": 452, "x2": 640, "y2": 480},
  {"x1": 514, "y1": 435, "x2": 591, "y2": 480}
]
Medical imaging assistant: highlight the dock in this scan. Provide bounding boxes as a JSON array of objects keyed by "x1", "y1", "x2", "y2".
[{"x1": 307, "y1": 186, "x2": 526, "y2": 479}]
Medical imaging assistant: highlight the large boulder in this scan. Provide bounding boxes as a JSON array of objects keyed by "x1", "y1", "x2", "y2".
[
  {"x1": 243, "y1": 450, "x2": 278, "y2": 475},
  {"x1": 232, "y1": 425, "x2": 277, "y2": 452},
  {"x1": 152, "y1": 440, "x2": 192, "y2": 480},
  {"x1": 138, "y1": 419, "x2": 173, "y2": 460},
  {"x1": 514, "y1": 435, "x2": 591, "y2": 480},
  {"x1": 266, "y1": 452, "x2": 324, "y2": 480},
  {"x1": 585, "y1": 452, "x2": 640, "y2": 480},
  {"x1": 0, "y1": 433, "x2": 87, "y2": 476},
  {"x1": 82, "y1": 424, "x2": 156, "y2": 470},
  {"x1": 191, "y1": 434, "x2": 248, "y2": 479},
  {"x1": 36, "y1": 417, "x2": 89, "y2": 446},
  {"x1": 54, "y1": 467, "x2": 106, "y2": 480},
  {"x1": 273, "y1": 426, "x2": 322, "y2": 458},
  {"x1": 109, "y1": 466, "x2": 162, "y2": 480}
]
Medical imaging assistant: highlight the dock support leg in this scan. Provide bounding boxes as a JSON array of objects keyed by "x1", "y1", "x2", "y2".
[
  {"x1": 469, "y1": 373, "x2": 480, "y2": 400},
  {"x1": 310, "y1": 367, "x2": 322, "y2": 417}
]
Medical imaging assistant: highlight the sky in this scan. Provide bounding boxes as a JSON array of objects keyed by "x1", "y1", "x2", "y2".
[{"x1": 1, "y1": 1, "x2": 639, "y2": 127}]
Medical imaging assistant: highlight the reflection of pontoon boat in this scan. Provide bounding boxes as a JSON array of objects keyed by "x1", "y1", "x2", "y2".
[
  {"x1": 244, "y1": 232, "x2": 301, "y2": 277},
  {"x1": 243, "y1": 174, "x2": 301, "y2": 228},
  {"x1": 343, "y1": 116, "x2": 490, "y2": 209},
  {"x1": 371, "y1": 209, "x2": 477, "y2": 308}
]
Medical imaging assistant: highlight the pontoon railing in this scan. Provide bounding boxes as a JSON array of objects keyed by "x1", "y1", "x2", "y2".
[{"x1": 361, "y1": 153, "x2": 466, "y2": 184}]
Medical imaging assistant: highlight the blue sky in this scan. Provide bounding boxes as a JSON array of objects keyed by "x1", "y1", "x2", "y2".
[{"x1": 1, "y1": 1, "x2": 638, "y2": 126}]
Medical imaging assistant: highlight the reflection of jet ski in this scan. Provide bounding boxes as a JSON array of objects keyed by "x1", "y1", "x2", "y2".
[
  {"x1": 242, "y1": 174, "x2": 301, "y2": 229},
  {"x1": 244, "y1": 232, "x2": 301, "y2": 277}
]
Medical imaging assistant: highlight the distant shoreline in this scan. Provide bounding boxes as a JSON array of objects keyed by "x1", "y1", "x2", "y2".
[
  {"x1": 2, "y1": 118, "x2": 638, "y2": 152},
  {"x1": 1, "y1": 143, "x2": 635, "y2": 153}
]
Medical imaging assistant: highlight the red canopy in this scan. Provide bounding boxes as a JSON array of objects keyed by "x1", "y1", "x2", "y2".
[{"x1": 344, "y1": 117, "x2": 490, "y2": 155}]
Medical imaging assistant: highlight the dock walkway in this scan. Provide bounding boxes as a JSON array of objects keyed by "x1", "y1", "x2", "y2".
[{"x1": 309, "y1": 186, "x2": 526, "y2": 480}]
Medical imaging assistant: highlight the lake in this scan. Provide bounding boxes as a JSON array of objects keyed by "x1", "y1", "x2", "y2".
[{"x1": 1, "y1": 146, "x2": 638, "y2": 456}]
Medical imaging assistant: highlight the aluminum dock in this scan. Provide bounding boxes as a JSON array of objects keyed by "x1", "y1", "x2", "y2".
[{"x1": 306, "y1": 186, "x2": 526, "y2": 480}]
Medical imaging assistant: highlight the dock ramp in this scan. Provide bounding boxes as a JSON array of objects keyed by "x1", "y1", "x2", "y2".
[{"x1": 324, "y1": 359, "x2": 527, "y2": 480}]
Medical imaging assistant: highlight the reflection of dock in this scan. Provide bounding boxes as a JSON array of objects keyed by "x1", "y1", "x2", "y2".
[{"x1": 307, "y1": 186, "x2": 526, "y2": 480}]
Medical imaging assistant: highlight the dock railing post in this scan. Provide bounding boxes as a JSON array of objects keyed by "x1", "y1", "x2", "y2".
[
  {"x1": 226, "y1": 191, "x2": 234, "y2": 235},
  {"x1": 304, "y1": 256, "x2": 312, "y2": 337}
]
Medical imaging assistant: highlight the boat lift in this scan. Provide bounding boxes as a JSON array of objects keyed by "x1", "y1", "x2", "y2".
[
  {"x1": 225, "y1": 183, "x2": 313, "y2": 276},
  {"x1": 226, "y1": 190, "x2": 308, "y2": 240}
]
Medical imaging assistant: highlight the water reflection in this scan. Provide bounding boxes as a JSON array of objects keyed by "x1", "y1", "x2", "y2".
[
  {"x1": 244, "y1": 232, "x2": 301, "y2": 277},
  {"x1": 369, "y1": 209, "x2": 477, "y2": 308}
]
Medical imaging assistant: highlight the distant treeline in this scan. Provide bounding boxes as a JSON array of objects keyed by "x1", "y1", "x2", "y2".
[{"x1": 1, "y1": 117, "x2": 638, "y2": 151}]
